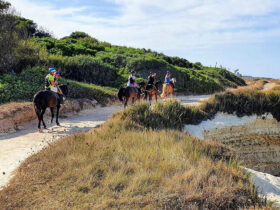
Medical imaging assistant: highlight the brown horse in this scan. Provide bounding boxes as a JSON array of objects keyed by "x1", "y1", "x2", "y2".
[
  {"x1": 118, "y1": 82, "x2": 145, "y2": 108},
  {"x1": 33, "y1": 85, "x2": 69, "y2": 130},
  {"x1": 144, "y1": 81, "x2": 163, "y2": 104},
  {"x1": 160, "y1": 78, "x2": 176, "y2": 99}
]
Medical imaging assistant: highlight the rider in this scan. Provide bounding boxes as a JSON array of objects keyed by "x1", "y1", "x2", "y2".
[
  {"x1": 148, "y1": 72, "x2": 156, "y2": 85},
  {"x1": 45, "y1": 68, "x2": 56, "y2": 91},
  {"x1": 127, "y1": 71, "x2": 140, "y2": 93},
  {"x1": 147, "y1": 72, "x2": 157, "y2": 90},
  {"x1": 45, "y1": 68, "x2": 64, "y2": 104},
  {"x1": 164, "y1": 71, "x2": 174, "y2": 88}
]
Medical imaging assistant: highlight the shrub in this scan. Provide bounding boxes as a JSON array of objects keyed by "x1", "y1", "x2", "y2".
[
  {"x1": 0, "y1": 66, "x2": 117, "y2": 104},
  {"x1": 47, "y1": 55, "x2": 118, "y2": 86}
]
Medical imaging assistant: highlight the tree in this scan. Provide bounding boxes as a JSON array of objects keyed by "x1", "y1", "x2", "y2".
[
  {"x1": 0, "y1": 0, "x2": 18, "y2": 74},
  {"x1": 69, "y1": 31, "x2": 90, "y2": 39}
]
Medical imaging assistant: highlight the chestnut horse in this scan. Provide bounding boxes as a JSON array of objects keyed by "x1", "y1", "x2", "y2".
[
  {"x1": 160, "y1": 78, "x2": 176, "y2": 99},
  {"x1": 118, "y1": 82, "x2": 145, "y2": 108},
  {"x1": 144, "y1": 81, "x2": 163, "y2": 104}
]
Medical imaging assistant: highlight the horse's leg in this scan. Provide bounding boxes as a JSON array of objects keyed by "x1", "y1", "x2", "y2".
[
  {"x1": 124, "y1": 98, "x2": 128, "y2": 109},
  {"x1": 149, "y1": 94, "x2": 152, "y2": 105},
  {"x1": 144, "y1": 91, "x2": 148, "y2": 101},
  {"x1": 35, "y1": 108, "x2": 42, "y2": 129},
  {"x1": 56, "y1": 105, "x2": 61, "y2": 126},
  {"x1": 50, "y1": 107, "x2": 54, "y2": 123},
  {"x1": 155, "y1": 93, "x2": 158, "y2": 102},
  {"x1": 40, "y1": 108, "x2": 47, "y2": 129},
  {"x1": 132, "y1": 97, "x2": 135, "y2": 105},
  {"x1": 171, "y1": 89, "x2": 174, "y2": 99}
]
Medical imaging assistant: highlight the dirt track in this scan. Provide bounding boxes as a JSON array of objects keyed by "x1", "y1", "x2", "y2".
[{"x1": 0, "y1": 95, "x2": 210, "y2": 189}]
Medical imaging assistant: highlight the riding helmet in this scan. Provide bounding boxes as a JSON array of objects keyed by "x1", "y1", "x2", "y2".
[{"x1": 48, "y1": 68, "x2": 56, "y2": 73}]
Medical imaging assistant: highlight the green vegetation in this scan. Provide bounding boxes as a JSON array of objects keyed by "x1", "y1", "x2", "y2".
[
  {"x1": 0, "y1": 0, "x2": 246, "y2": 105},
  {"x1": 0, "y1": 112, "x2": 263, "y2": 209},
  {"x1": 0, "y1": 66, "x2": 116, "y2": 105}
]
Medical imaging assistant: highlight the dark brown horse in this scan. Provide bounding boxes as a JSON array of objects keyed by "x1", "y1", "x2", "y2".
[
  {"x1": 144, "y1": 81, "x2": 163, "y2": 104},
  {"x1": 118, "y1": 82, "x2": 145, "y2": 108},
  {"x1": 33, "y1": 85, "x2": 69, "y2": 130}
]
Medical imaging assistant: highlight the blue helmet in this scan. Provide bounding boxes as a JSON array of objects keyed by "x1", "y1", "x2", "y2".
[
  {"x1": 167, "y1": 71, "x2": 170, "y2": 74},
  {"x1": 48, "y1": 68, "x2": 56, "y2": 73}
]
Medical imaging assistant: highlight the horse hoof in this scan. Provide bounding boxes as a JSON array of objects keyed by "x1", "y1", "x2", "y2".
[
  {"x1": 38, "y1": 129, "x2": 43, "y2": 133},
  {"x1": 57, "y1": 123, "x2": 60, "y2": 126}
]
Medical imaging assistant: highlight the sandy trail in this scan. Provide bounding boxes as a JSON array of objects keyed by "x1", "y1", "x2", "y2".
[
  {"x1": 0, "y1": 95, "x2": 211, "y2": 189},
  {"x1": 0, "y1": 105, "x2": 121, "y2": 189}
]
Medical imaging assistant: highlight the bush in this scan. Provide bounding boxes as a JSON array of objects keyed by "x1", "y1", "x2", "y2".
[
  {"x1": 0, "y1": 66, "x2": 117, "y2": 104},
  {"x1": 121, "y1": 101, "x2": 207, "y2": 130},
  {"x1": 47, "y1": 55, "x2": 118, "y2": 86}
]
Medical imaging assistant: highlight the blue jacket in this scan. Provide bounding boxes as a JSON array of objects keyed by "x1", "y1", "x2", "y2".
[{"x1": 165, "y1": 77, "x2": 171, "y2": 83}]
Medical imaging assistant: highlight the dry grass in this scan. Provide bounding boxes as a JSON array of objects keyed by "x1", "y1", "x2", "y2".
[
  {"x1": 229, "y1": 79, "x2": 268, "y2": 93},
  {"x1": 0, "y1": 116, "x2": 262, "y2": 209}
]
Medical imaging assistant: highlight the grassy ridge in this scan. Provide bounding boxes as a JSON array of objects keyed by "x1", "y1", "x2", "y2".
[{"x1": 0, "y1": 115, "x2": 262, "y2": 209}]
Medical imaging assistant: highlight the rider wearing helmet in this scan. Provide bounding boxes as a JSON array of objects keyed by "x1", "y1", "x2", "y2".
[
  {"x1": 164, "y1": 71, "x2": 174, "y2": 88},
  {"x1": 45, "y1": 68, "x2": 56, "y2": 91}
]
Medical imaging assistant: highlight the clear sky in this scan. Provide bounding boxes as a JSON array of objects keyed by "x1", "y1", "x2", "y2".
[{"x1": 9, "y1": 0, "x2": 280, "y2": 78}]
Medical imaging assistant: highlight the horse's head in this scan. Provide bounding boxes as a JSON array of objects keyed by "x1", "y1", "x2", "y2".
[
  {"x1": 171, "y1": 78, "x2": 176, "y2": 84},
  {"x1": 155, "y1": 80, "x2": 163, "y2": 89},
  {"x1": 59, "y1": 84, "x2": 69, "y2": 96}
]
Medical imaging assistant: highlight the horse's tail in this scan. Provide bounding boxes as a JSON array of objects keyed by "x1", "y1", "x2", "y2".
[
  {"x1": 118, "y1": 88, "x2": 125, "y2": 102},
  {"x1": 33, "y1": 93, "x2": 42, "y2": 116}
]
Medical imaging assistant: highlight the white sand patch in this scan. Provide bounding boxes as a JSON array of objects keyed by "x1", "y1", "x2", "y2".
[
  {"x1": 245, "y1": 168, "x2": 280, "y2": 208},
  {"x1": 176, "y1": 95, "x2": 211, "y2": 106},
  {"x1": 184, "y1": 112, "x2": 273, "y2": 139}
]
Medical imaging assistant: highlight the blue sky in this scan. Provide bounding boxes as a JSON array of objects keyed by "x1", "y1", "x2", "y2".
[{"x1": 9, "y1": 0, "x2": 280, "y2": 78}]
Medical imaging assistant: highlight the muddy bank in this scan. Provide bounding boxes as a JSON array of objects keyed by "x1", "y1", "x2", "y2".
[
  {"x1": 185, "y1": 113, "x2": 280, "y2": 207},
  {"x1": 185, "y1": 113, "x2": 280, "y2": 176},
  {"x1": 0, "y1": 98, "x2": 99, "y2": 134}
]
